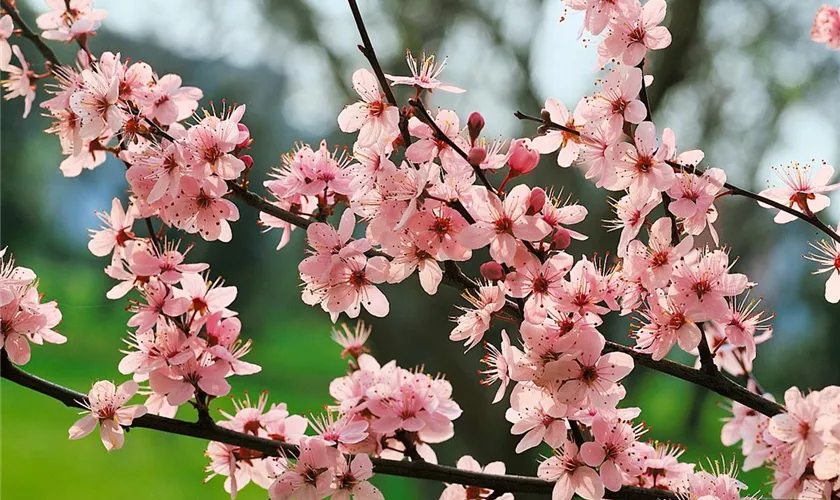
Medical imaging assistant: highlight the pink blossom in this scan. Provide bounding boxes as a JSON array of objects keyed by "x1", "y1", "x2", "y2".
[
  {"x1": 149, "y1": 356, "x2": 231, "y2": 406},
  {"x1": 538, "y1": 442, "x2": 605, "y2": 500},
  {"x1": 607, "y1": 190, "x2": 661, "y2": 258},
  {"x1": 70, "y1": 69, "x2": 123, "y2": 140},
  {"x1": 624, "y1": 217, "x2": 693, "y2": 289},
  {"x1": 601, "y1": 0, "x2": 672, "y2": 67},
  {"x1": 405, "y1": 110, "x2": 470, "y2": 173},
  {"x1": 1, "y1": 46, "x2": 36, "y2": 118},
  {"x1": 554, "y1": 258, "x2": 610, "y2": 319},
  {"x1": 582, "y1": 67, "x2": 646, "y2": 133},
  {"x1": 806, "y1": 228, "x2": 840, "y2": 303},
  {"x1": 460, "y1": 185, "x2": 552, "y2": 265},
  {"x1": 88, "y1": 198, "x2": 136, "y2": 258},
  {"x1": 480, "y1": 330, "x2": 515, "y2": 404},
  {"x1": 309, "y1": 411, "x2": 369, "y2": 447},
  {"x1": 332, "y1": 454, "x2": 383, "y2": 500},
  {"x1": 668, "y1": 249, "x2": 749, "y2": 323},
  {"x1": 634, "y1": 291, "x2": 705, "y2": 361},
  {"x1": 325, "y1": 255, "x2": 391, "y2": 319},
  {"x1": 506, "y1": 252, "x2": 574, "y2": 324},
  {"x1": 505, "y1": 383, "x2": 569, "y2": 453},
  {"x1": 387, "y1": 238, "x2": 443, "y2": 295},
  {"x1": 769, "y1": 387, "x2": 825, "y2": 471},
  {"x1": 811, "y1": 5, "x2": 840, "y2": 50},
  {"x1": 174, "y1": 272, "x2": 237, "y2": 318},
  {"x1": 126, "y1": 281, "x2": 189, "y2": 333},
  {"x1": 407, "y1": 205, "x2": 471, "y2": 261},
  {"x1": 168, "y1": 176, "x2": 240, "y2": 242},
  {"x1": 385, "y1": 51, "x2": 465, "y2": 94},
  {"x1": 666, "y1": 167, "x2": 726, "y2": 244},
  {"x1": 186, "y1": 105, "x2": 248, "y2": 180},
  {"x1": 137, "y1": 74, "x2": 202, "y2": 125},
  {"x1": 268, "y1": 437, "x2": 338, "y2": 500},
  {"x1": 130, "y1": 243, "x2": 209, "y2": 285},
  {"x1": 449, "y1": 283, "x2": 506, "y2": 350},
  {"x1": 331, "y1": 321, "x2": 372, "y2": 360},
  {"x1": 532, "y1": 98, "x2": 587, "y2": 167},
  {"x1": 547, "y1": 332, "x2": 634, "y2": 409},
  {"x1": 68, "y1": 380, "x2": 147, "y2": 451},
  {"x1": 36, "y1": 0, "x2": 107, "y2": 42},
  {"x1": 758, "y1": 161, "x2": 839, "y2": 223},
  {"x1": 338, "y1": 68, "x2": 400, "y2": 147},
  {"x1": 581, "y1": 416, "x2": 647, "y2": 491},
  {"x1": 0, "y1": 15, "x2": 12, "y2": 68},
  {"x1": 439, "y1": 456, "x2": 513, "y2": 500},
  {"x1": 607, "y1": 121, "x2": 675, "y2": 198}
]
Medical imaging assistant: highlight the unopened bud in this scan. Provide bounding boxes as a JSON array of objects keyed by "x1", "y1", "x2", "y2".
[
  {"x1": 527, "y1": 187, "x2": 546, "y2": 215},
  {"x1": 468, "y1": 146, "x2": 487, "y2": 167},
  {"x1": 508, "y1": 138, "x2": 540, "y2": 175},
  {"x1": 240, "y1": 154, "x2": 254, "y2": 169},
  {"x1": 540, "y1": 109, "x2": 552, "y2": 122},
  {"x1": 236, "y1": 123, "x2": 251, "y2": 149},
  {"x1": 550, "y1": 228, "x2": 572, "y2": 251},
  {"x1": 480, "y1": 261, "x2": 506, "y2": 281},
  {"x1": 467, "y1": 111, "x2": 485, "y2": 145}
]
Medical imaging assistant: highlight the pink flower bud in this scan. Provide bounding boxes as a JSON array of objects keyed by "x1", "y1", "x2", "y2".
[
  {"x1": 480, "y1": 261, "x2": 505, "y2": 281},
  {"x1": 527, "y1": 187, "x2": 546, "y2": 215},
  {"x1": 240, "y1": 154, "x2": 254, "y2": 169},
  {"x1": 468, "y1": 146, "x2": 487, "y2": 167},
  {"x1": 236, "y1": 123, "x2": 251, "y2": 149},
  {"x1": 467, "y1": 111, "x2": 485, "y2": 145},
  {"x1": 550, "y1": 228, "x2": 571, "y2": 251},
  {"x1": 508, "y1": 138, "x2": 540, "y2": 175}
]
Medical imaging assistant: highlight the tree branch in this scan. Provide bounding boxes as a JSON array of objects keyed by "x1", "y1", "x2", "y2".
[
  {"x1": 0, "y1": 353, "x2": 675, "y2": 499},
  {"x1": 346, "y1": 0, "x2": 411, "y2": 147},
  {"x1": 0, "y1": 0, "x2": 60, "y2": 66},
  {"x1": 514, "y1": 110, "x2": 840, "y2": 245}
]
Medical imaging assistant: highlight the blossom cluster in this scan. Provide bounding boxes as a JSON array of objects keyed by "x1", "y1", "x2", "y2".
[
  {"x1": 86, "y1": 197, "x2": 260, "y2": 421},
  {"x1": 0, "y1": 248, "x2": 65, "y2": 365},
  {"x1": 203, "y1": 322, "x2": 459, "y2": 499},
  {"x1": 722, "y1": 385, "x2": 840, "y2": 498}
]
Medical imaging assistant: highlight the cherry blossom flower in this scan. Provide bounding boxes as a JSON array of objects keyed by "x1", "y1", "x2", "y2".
[
  {"x1": 36, "y1": 0, "x2": 107, "y2": 42},
  {"x1": 168, "y1": 176, "x2": 240, "y2": 242},
  {"x1": 439, "y1": 456, "x2": 514, "y2": 500},
  {"x1": 805, "y1": 229, "x2": 840, "y2": 303},
  {"x1": 338, "y1": 68, "x2": 400, "y2": 147},
  {"x1": 638, "y1": 441, "x2": 694, "y2": 490},
  {"x1": 668, "y1": 249, "x2": 749, "y2": 323},
  {"x1": 449, "y1": 283, "x2": 506, "y2": 350},
  {"x1": 769, "y1": 387, "x2": 825, "y2": 471},
  {"x1": 758, "y1": 162, "x2": 839, "y2": 223},
  {"x1": 1, "y1": 46, "x2": 36, "y2": 118},
  {"x1": 506, "y1": 252, "x2": 574, "y2": 324},
  {"x1": 385, "y1": 50, "x2": 465, "y2": 93},
  {"x1": 332, "y1": 453, "x2": 383, "y2": 500},
  {"x1": 405, "y1": 110, "x2": 470, "y2": 173},
  {"x1": 186, "y1": 105, "x2": 248, "y2": 180},
  {"x1": 88, "y1": 198, "x2": 136, "y2": 258},
  {"x1": 634, "y1": 291, "x2": 705, "y2": 361},
  {"x1": 666, "y1": 167, "x2": 726, "y2": 244},
  {"x1": 0, "y1": 15, "x2": 12, "y2": 68},
  {"x1": 601, "y1": 0, "x2": 672, "y2": 66},
  {"x1": 309, "y1": 411, "x2": 369, "y2": 447},
  {"x1": 581, "y1": 416, "x2": 647, "y2": 491},
  {"x1": 577, "y1": 121, "x2": 623, "y2": 189},
  {"x1": 624, "y1": 217, "x2": 693, "y2": 289},
  {"x1": 811, "y1": 5, "x2": 840, "y2": 50},
  {"x1": 137, "y1": 74, "x2": 202, "y2": 126},
  {"x1": 607, "y1": 121, "x2": 675, "y2": 198},
  {"x1": 480, "y1": 330, "x2": 515, "y2": 404},
  {"x1": 505, "y1": 383, "x2": 568, "y2": 453},
  {"x1": 149, "y1": 356, "x2": 232, "y2": 406},
  {"x1": 68, "y1": 380, "x2": 147, "y2": 451},
  {"x1": 460, "y1": 185, "x2": 552, "y2": 265},
  {"x1": 607, "y1": 191, "x2": 661, "y2": 258},
  {"x1": 547, "y1": 333, "x2": 634, "y2": 409},
  {"x1": 538, "y1": 442, "x2": 605, "y2": 500},
  {"x1": 268, "y1": 437, "x2": 338, "y2": 500},
  {"x1": 582, "y1": 67, "x2": 646, "y2": 133},
  {"x1": 325, "y1": 255, "x2": 391, "y2": 319},
  {"x1": 174, "y1": 272, "x2": 238, "y2": 319},
  {"x1": 532, "y1": 99, "x2": 586, "y2": 167},
  {"x1": 70, "y1": 69, "x2": 122, "y2": 140}
]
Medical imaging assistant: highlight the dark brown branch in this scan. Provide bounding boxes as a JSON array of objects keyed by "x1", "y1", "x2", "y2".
[
  {"x1": 1, "y1": 0, "x2": 60, "y2": 66},
  {"x1": 602, "y1": 341, "x2": 783, "y2": 417},
  {"x1": 0, "y1": 354, "x2": 676, "y2": 499},
  {"x1": 346, "y1": 0, "x2": 411, "y2": 147},
  {"x1": 514, "y1": 108, "x2": 840, "y2": 245},
  {"x1": 409, "y1": 98, "x2": 497, "y2": 195}
]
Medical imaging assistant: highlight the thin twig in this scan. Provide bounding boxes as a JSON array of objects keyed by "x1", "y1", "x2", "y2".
[
  {"x1": 0, "y1": 353, "x2": 676, "y2": 499},
  {"x1": 346, "y1": 0, "x2": 411, "y2": 146}
]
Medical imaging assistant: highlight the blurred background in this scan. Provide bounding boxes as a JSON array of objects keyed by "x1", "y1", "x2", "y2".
[{"x1": 2, "y1": 0, "x2": 839, "y2": 498}]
